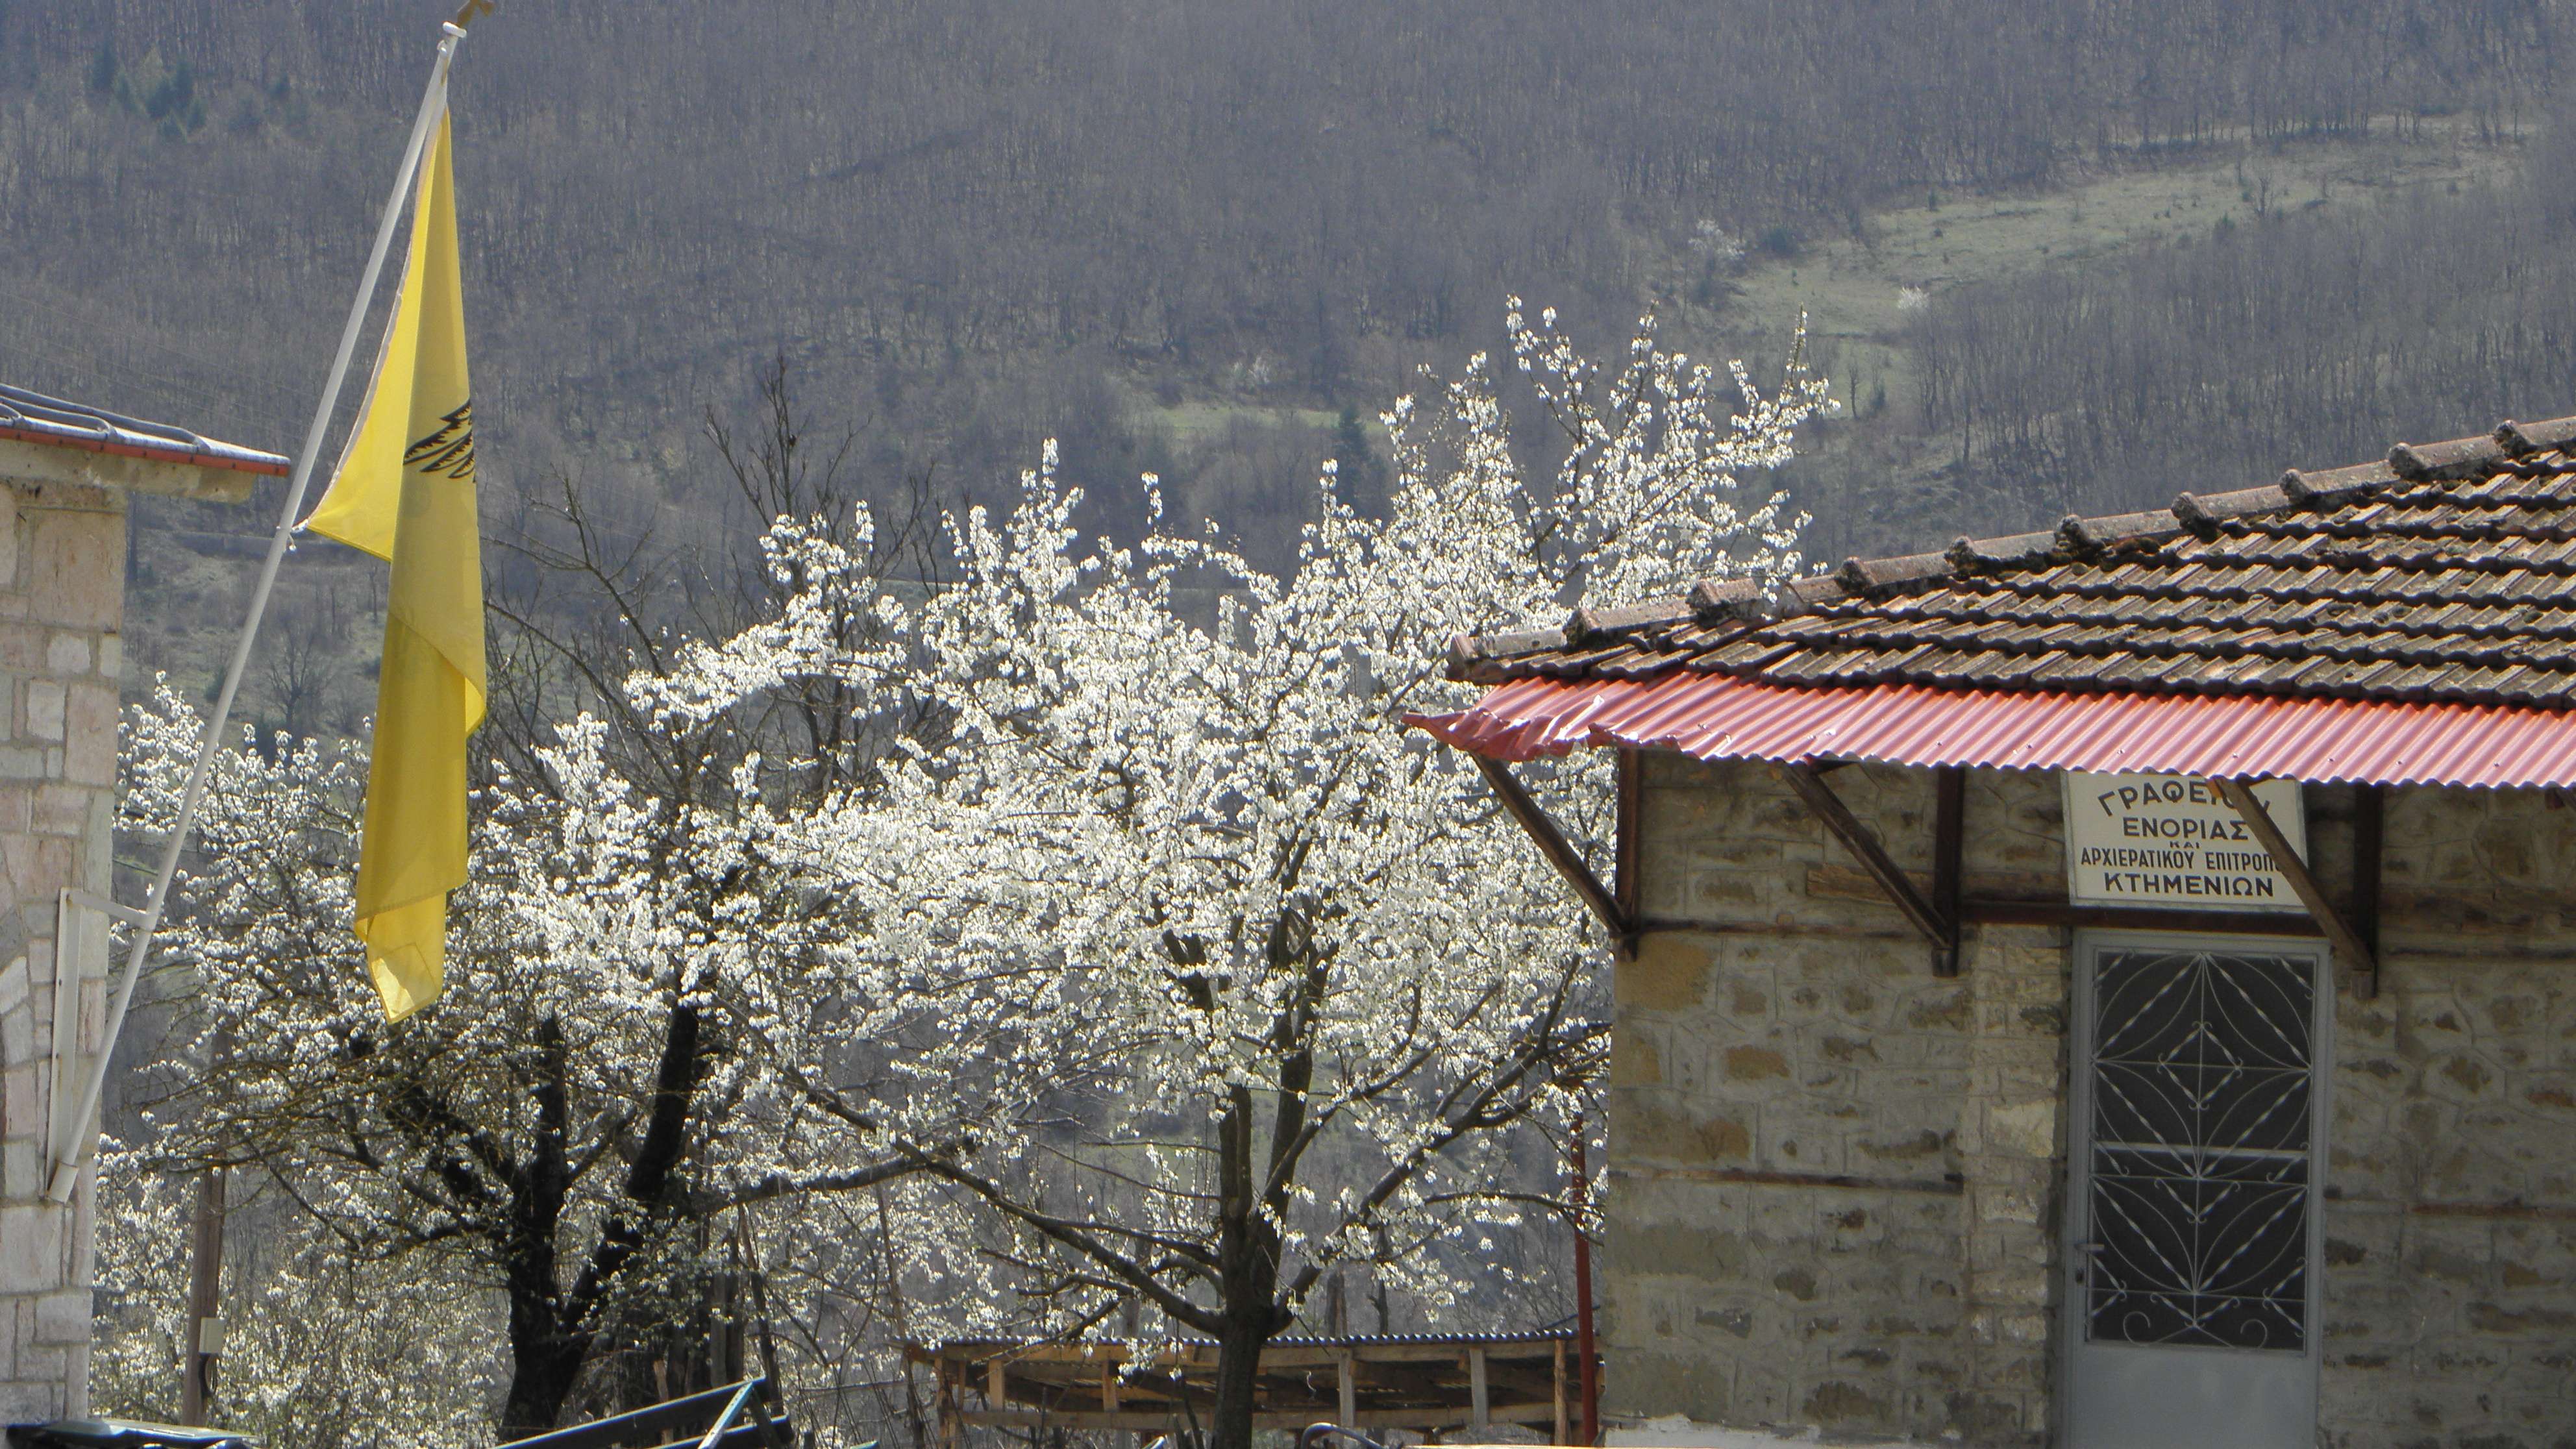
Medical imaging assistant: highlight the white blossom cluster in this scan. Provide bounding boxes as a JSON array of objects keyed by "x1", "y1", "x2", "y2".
[
  {"x1": 89, "y1": 1143, "x2": 502, "y2": 1449},
  {"x1": 607, "y1": 301, "x2": 1832, "y2": 1342}
]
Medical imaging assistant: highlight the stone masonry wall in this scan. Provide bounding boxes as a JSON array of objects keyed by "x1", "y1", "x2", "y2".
[
  {"x1": 0, "y1": 480, "x2": 129, "y2": 1425},
  {"x1": 1604, "y1": 750, "x2": 2576, "y2": 1448},
  {"x1": 2307, "y1": 783, "x2": 2576, "y2": 1448},
  {"x1": 1605, "y1": 756, "x2": 2070, "y2": 1444}
]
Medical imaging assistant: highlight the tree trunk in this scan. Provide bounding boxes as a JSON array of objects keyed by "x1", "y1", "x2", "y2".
[
  {"x1": 1209, "y1": 1297, "x2": 1277, "y2": 1449},
  {"x1": 501, "y1": 1017, "x2": 581, "y2": 1440},
  {"x1": 1208, "y1": 1086, "x2": 1286, "y2": 1449},
  {"x1": 499, "y1": 1004, "x2": 702, "y2": 1440},
  {"x1": 501, "y1": 1316, "x2": 590, "y2": 1441}
]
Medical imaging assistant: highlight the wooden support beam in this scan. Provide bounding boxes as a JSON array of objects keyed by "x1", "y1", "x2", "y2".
[
  {"x1": 956, "y1": 1404, "x2": 1562, "y2": 1433},
  {"x1": 2209, "y1": 777, "x2": 2377, "y2": 995},
  {"x1": 1337, "y1": 1354, "x2": 1357, "y2": 1429},
  {"x1": 1778, "y1": 763, "x2": 1951, "y2": 951},
  {"x1": 1468, "y1": 1347, "x2": 1490, "y2": 1433},
  {"x1": 180, "y1": 1165, "x2": 226, "y2": 1426},
  {"x1": 1614, "y1": 749, "x2": 1643, "y2": 956},
  {"x1": 1474, "y1": 754, "x2": 1629, "y2": 945},
  {"x1": 1552, "y1": 1340, "x2": 1568, "y2": 1446},
  {"x1": 1930, "y1": 765, "x2": 1965, "y2": 977},
  {"x1": 2353, "y1": 784, "x2": 2385, "y2": 1001},
  {"x1": 1958, "y1": 898, "x2": 2325, "y2": 937}
]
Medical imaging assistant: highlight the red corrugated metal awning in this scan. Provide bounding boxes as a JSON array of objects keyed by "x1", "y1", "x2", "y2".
[{"x1": 1408, "y1": 674, "x2": 2576, "y2": 789}]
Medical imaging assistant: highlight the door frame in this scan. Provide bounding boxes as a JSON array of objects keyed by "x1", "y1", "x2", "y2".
[{"x1": 2056, "y1": 929, "x2": 2334, "y2": 1446}]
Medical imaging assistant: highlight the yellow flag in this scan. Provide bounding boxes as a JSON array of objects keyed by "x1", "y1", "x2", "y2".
[{"x1": 306, "y1": 114, "x2": 486, "y2": 1021}]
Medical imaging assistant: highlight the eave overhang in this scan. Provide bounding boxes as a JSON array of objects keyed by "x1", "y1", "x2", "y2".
[{"x1": 1408, "y1": 673, "x2": 2576, "y2": 790}]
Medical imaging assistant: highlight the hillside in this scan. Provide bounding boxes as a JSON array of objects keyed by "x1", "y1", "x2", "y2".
[{"x1": 0, "y1": 0, "x2": 2565, "y2": 732}]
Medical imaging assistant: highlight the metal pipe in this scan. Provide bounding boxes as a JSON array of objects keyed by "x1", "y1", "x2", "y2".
[
  {"x1": 693, "y1": 1380, "x2": 760, "y2": 1449},
  {"x1": 1571, "y1": 1117, "x2": 1599, "y2": 1446}
]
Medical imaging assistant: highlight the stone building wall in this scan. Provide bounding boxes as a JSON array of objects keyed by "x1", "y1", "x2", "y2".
[
  {"x1": 0, "y1": 480, "x2": 130, "y2": 1425},
  {"x1": 2310, "y1": 783, "x2": 2576, "y2": 1447},
  {"x1": 1604, "y1": 751, "x2": 2576, "y2": 1447}
]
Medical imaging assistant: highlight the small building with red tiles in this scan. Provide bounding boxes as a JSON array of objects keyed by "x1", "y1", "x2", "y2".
[{"x1": 1417, "y1": 418, "x2": 2576, "y2": 1447}]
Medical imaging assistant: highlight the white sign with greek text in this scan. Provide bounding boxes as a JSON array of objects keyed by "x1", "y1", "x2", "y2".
[{"x1": 2061, "y1": 773, "x2": 2307, "y2": 913}]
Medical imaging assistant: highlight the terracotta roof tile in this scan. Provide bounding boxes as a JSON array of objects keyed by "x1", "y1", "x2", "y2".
[{"x1": 1448, "y1": 419, "x2": 2576, "y2": 708}]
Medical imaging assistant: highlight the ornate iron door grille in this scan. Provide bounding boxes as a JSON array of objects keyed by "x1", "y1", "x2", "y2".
[{"x1": 2085, "y1": 947, "x2": 2313, "y2": 1352}]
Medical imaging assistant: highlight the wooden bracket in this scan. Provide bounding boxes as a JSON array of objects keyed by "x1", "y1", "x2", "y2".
[
  {"x1": 1613, "y1": 749, "x2": 1644, "y2": 958},
  {"x1": 2351, "y1": 783, "x2": 2384, "y2": 1000},
  {"x1": 2209, "y1": 777, "x2": 2378, "y2": 998},
  {"x1": 1930, "y1": 765, "x2": 1966, "y2": 977},
  {"x1": 1474, "y1": 754, "x2": 1633, "y2": 949},
  {"x1": 1779, "y1": 762, "x2": 1954, "y2": 960}
]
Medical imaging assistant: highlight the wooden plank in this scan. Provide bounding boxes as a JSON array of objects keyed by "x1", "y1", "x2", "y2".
[
  {"x1": 1344, "y1": 1339, "x2": 1567, "y2": 1363},
  {"x1": 1615, "y1": 749, "x2": 1643, "y2": 958},
  {"x1": 1931, "y1": 765, "x2": 1965, "y2": 977},
  {"x1": 2209, "y1": 778, "x2": 2377, "y2": 994},
  {"x1": 1552, "y1": 1340, "x2": 1568, "y2": 1446},
  {"x1": 1475, "y1": 755, "x2": 1626, "y2": 939},
  {"x1": 935, "y1": 1338, "x2": 1570, "y2": 1369},
  {"x1": 1469, "y1": 1348, "x2": 1490, "y2": 1433},
  {"x1": 2353, "y1": 784, "x2": 2385, "y2": 1000},
  {"x1": 1958, "y1": 898, "x2": 2323, "y2": 936},
  {"x1": 963, "y1": 1339, "x2": 1569, "y2": 1378},
  {"x1": 957, "y1": 1404, "x2": 1563, "y2": 1432},
  {"x1": 1610, "y1": 1161, "x2": 1962, "y2": 1196},
  {"x1": 1777, "y1": 763, "x2": 1950, "y2": 949}
]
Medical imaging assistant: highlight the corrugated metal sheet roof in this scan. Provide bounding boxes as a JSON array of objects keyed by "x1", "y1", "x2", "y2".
[
  {"x1": 926, "y1": 1329, "x2": 1576, "y2": 1352},
  {"x1": 0, "y1": 382, "x2": 290, "y2": 477},
  {"x1": 1408, "y1": 674, "x2": 2576, "y2": 789}
]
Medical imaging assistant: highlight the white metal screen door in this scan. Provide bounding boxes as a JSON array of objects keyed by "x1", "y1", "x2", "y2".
[{"x1": 2062, "y1": 934, "x2": 2328, "y2": 1447}]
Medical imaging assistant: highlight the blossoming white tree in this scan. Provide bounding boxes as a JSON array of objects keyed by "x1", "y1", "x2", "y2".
[
  {"x1": 110, "y1": 306, "x2": 1827, "y2": 1448},
  {"x1": 613, "y1": 301, "x2": 1832, "y2": 1446},
  {"x1": 90, "y1": 1144, "x2": 502, "y2": 1449},
  {"x1": 112, "y1": 380, "x2": 961, "y2": 1438}
]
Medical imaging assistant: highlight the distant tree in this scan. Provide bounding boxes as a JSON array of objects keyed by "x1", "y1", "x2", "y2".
[{"x1": 1330, "y1": 403, "x2": 1385, "y2": 509}]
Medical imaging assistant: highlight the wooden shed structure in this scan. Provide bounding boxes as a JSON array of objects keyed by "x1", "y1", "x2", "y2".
[{"x1": 911, "y1": 1331, "x2": 1593, "y2": 1443}]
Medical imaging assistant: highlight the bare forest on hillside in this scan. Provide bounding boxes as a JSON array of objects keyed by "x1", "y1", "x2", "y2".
[{"x1": 0, "y1": 1, "x2": 2570, "y2": 732}]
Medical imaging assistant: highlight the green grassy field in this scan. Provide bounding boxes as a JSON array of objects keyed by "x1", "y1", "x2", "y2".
[{"x1": 1664, "y1": 122, "x2": 2527, "y2": 556}]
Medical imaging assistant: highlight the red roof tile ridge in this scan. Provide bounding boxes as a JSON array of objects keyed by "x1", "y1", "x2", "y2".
[{"x1": 1442, "y1": 413, "x2": 2576, "y2": 682}]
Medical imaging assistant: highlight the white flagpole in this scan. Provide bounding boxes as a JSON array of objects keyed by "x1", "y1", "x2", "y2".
[{"x1": 45, "y1": 23, "x2": 469, "y2": 1204}]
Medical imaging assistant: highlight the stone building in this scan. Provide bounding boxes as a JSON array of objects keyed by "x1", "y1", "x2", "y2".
[
  {"x1": 0, "y1": 385, "x2": 280, "y2": 1425},
  {"x1": 1421, "y1": 418, "x2": 2576, "y2": 1446}
]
